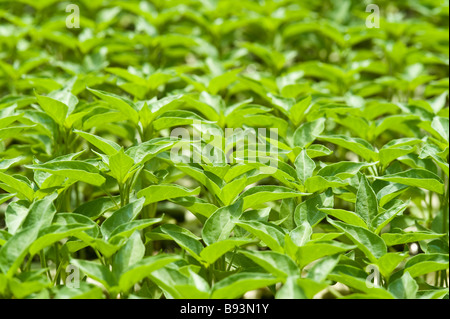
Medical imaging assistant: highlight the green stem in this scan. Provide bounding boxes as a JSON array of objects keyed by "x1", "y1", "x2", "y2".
[
  {"x1": 53, "y1": 261, "x2": 65, "y2": 286},
  {"x1": 93, "y1": 248, "x2": 105, "y2": 266},
  {"x1": 226, "y1": 247, "x2": 238, "y2": 272},
  {"x1": 439, "y1": 270, "x2": 446, "y2": 288},
  {"x1": 54, "y1": 243, "x2": 61, "y2": 285},
  {"x1": 119, "y1": 183, "x2": 125, "y2": 207},
  {"x1": 327, "y1": 286, "x2": 344, "y2": 299},
  {"x1": 442, "y1": 176, "x2": 449, "y2": 236},
  {"x1": 427, "y1": 192, "x2": 433, "y2": 228},
  {"x1": 102, "y1": 186, "x2": 120, "y2": 210},
  {"x1": 40, "y1": 250, "x2": 52, "y2": 281},
  {"x1": 24, "y1": 255, "x2": 33, "y2": 272}
]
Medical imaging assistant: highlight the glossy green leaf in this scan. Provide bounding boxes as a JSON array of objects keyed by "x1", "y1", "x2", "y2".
[
  {"x1": 137, "y1": 184, "x2": 201, "y2": 206},
  {"x1": 235, "y1": 220, "x2": 286, "y2": 253},
  {"x1": 74, "y1": 130, "x2": 121, "y2": 156},
  {"x1": 320, "y1": 208, "x2": 368, "y2": 228},
  {"x1": 202, "y1": 200, "x2": 243, "y2": 246},
  {"x1": 211, "y1": 272, "x2": 279, "y2": 299},
  {"x1": 296, "y1": 241, "x2": 356, "y2": 268},
  {"x1": 200, "y1": 238, "x2": 253, "y2": 265},
  {"x1": 327, "y1": 218, "x2": 387, "y2": 262},
  {"x1": 381, "y1": 230, "x2": 445, "y2": 246},
  {"x1": 374, "y1": 169, "x2": 445, "y2": 194},
  {"x1": 318, "y1": 135, "x2": 378, "y2": 161},
  {"x1": 25, "y1": 161, "x2": 106, "y2": 187},
  {"x1": 118, "y1": 255, "x2": 181, "y2": 292},
  {"x1": 293, "y1": 118, "x2": 325, "y2": 148},
  {"x1": 388, "y1": 271, "x2": 418, "y2": 299},
  {"x1": 108, "y1": 148, "x2": 135, "y2": 184},
  {"x1": 240, "y1": 250, "x2": 299, "y2": 279},
  {"x1": 294, "y1": 149, "x2": 316, "y2": 185},
  {"x1": 100, "y1": 198, "x2": 145, "y2": 240},
  {"x1": 355, "y1": 174, "x2": 378, "y2": 225},
  {"x1": 239, "y1": 186, "x2": 307, "y2": 210},
  {"x1": 0, "y1": 172, "x2": 34, "y2": 201}
]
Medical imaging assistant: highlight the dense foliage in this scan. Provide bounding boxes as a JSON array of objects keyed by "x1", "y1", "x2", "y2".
[{"x1": 0, "y1": 0, "x2": 448, "y2": 299}]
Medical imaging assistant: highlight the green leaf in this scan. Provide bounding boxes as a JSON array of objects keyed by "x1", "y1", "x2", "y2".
[
  {"x1": 202, "y1": 200, "x2": 243, "y2": 246},
  {"x1": 0, "y1": 195, "x2": 56, "y2": 274},
  {"x1": 319, "y1": 208, "x2": 368, "y2": 228},
  {"x1": 126, "y1": 138, "x2": 176, "y2": 165},
  {"x1": 240, "y1": 185, "x2": 307, "y2": 210},
  {"x1": 21, "y1": 193, "x2": 57, "y2": 232},
  {"x1": 109, "y1": 218, "x2": 162, "y2": 244},
  {"x1": 29, "y1": 223, "x2": 94, "y2": 256},
  {"x1": 388, "y1": 271, "x2": 418, "y2": 299},
  {"x1": 375, "y1": 252, "x2": 408, "y2": 279},
  {"x1": 160, "y1": 224, "x2": 204, "y2": 262},
  {"x1": 380, "y1": 146, "x2": 416, "y2": 167},
  {"x1": 235, "y1": 220, "x2": 286, "y2": 253},
  {"x1": 25, "y1": 161, "x2": 106, "y2": 187},
  {"x1": 355, "y1": 174, "x2": 378, "y2": 225},
  {"x1": 170, "y1": 197, "x2": 218, "y2": 218},
  {"x1": 118, "y1": 255, "x2": 181, "y2": 292},
  {"x1": 417, "y1": 289, "x2": 450, "y2": 299},
  {"x1": 137, "y1": 184, "x2": 201, "y2": 206},
  {"x1": 74, "y1": 130, "x2": 121, "y2": 156},
  {"x1": 289, "y1": 96, "x2": 311, "y2": 126},
  {"x1": 317, "y1": 162, "x2": 376, "y2": 180},
  {"x1": 54, "y1": 282, "x2": 104, "y2": 299},
  {"x1": 112, "y1": 231, "x2": 145, "y2": 278},
  {"x1": 5, "y1": 201, "x2": 29, "y2": 235},
  {"x1": 0, "y1": 227, "x2": 40, "y2": 276},
  {"x1": 209, "y1": 68, "x2": 242, "y2": 95},
  {"x1": 35, "y1": 93, "x2": 68, "y2": 126},
  {"x1": 109, "y1": 148, "x2": 135, "y2": 184},
  {"x1": 100, "y1": 198, "x2": 145, "y2": 240},
  {"x1": 70, "y1": 259, "x2": 116, "y2": 289},
  {"x1": 374, "y1": 169, "x2": 445, "y2": 194},
  {"x1": 371, "y1": 200, "x2": 409, "y2": 234},
  {"x1": 240, "y1": 250, "x2": 299, "y2": 280},
  {"x1": 294, "y1": 189, "x2": 334, "y2": 227},
  {"x1": 381, "y1": 230, "x2": 445, "y2": 246},
  {"x1": 200, "y1": 238, "x2": 253, "y2": 265},
  {"x1": 294, "y1": 149, "x2": 316, "y2": 186},
  {"x1": 296, "y1": 241, "x2": 356, "y2": 269},
  {"x1": 306, "y1": 254, "x2": 340, "y2": 282},
  {"x1": 404, "y1": 253, "x2": 449, "y2": 278},
  {"x1": 149, "y1": 266, "x2": 209, "y2": 299},
  {"x1": 431, "y1": 116, "x2": 449, "y2": 143},
  {"x1": 0, "y1": 172, "x2": 34, "y2": 201},
  {"x1": 328, "y1": 265, "x2": 394, "y2": 299},
  {"x1": 327, "y1": 218, "x2": 387, "y2": 262},
  {"x1": 289, "y1": 222, "x2": 313, "y2": 247},
  {"x1": 275, "y1": 276, "x2": 307, "y2": 299},
  {"x1": 293, "y1": 118, "x2": 325, "y2": 148},
  {"x1": 306, "y1": 144, "x2": 333, "y2": 158},
  {"x1": 318, "y1": 135, "x2": 378, "y2": 161},
  {"x1": 376, "y1": 183, "x2": 409, "y2": 207},
  {"x1": 211, "y1": 272, "x2": 278, "y2": 299},
  {"x1": 73, "y1": 196, "x2": 120, "y2": 220},
  {"x1": 0, "y1": 126, "x2": 31, "y2": 141},
  {"x1": 305, "y1": 176, "x2": 348, "y2": 193},
  {"x1": 87, "y1": 88, "x2": 139, "y2": 124},
  {"x1": 152, "y1": 110, "x2": 213, "y2": 131}
]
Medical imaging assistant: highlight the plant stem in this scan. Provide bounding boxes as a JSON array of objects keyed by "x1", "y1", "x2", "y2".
[
  {"x1": 119, "y1": 183, "x2": 125, "y2": 207},
  {"x1": 427, "y1": 191, "x2": 433, "y2": 228},
  {"x1": 40, "y1": 250, "x2": 52, "y2": 281},
  {"x1": 24, "y1": 255, "x2": 33, "y2": 272},
  {"x1": 54, "y1": 243, "x2": 61, "y2": 285},
  {"x1": 226, "y1": 247, "x2": 238, "y2": 272}
]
